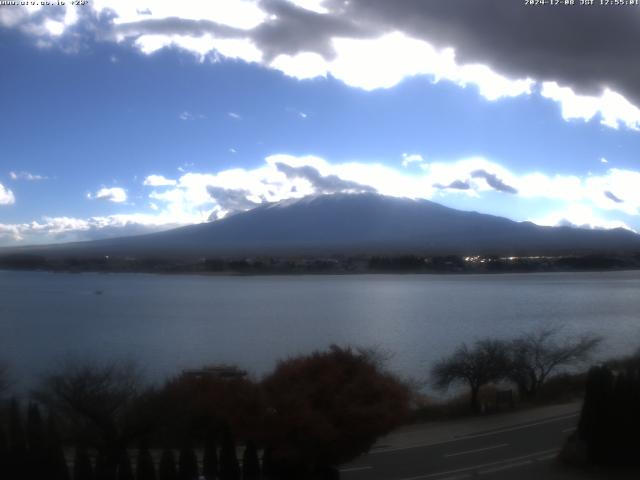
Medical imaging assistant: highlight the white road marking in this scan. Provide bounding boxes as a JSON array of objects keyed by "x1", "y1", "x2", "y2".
[
  {"x1": 444, "y1": 443, "x2": 508, "y2": 458},
  {"x1": 535, "y1": 452, "x2": 559, "y2": 461},
  {"x1": 452, "y1": 413, "x2": 579, "y2": 441},
  {"x1": 370, "y1": 413, "x2": 578, "y2": 454},
  {"x1": 395, "y1": 448, "x2": 559, "y2": 480},
  {"x1": 339, "y1": 466, "x2": 373, "y2": 473},
  {"x1": 478, "y1": 459, "x2": 533, "y2": 475}
]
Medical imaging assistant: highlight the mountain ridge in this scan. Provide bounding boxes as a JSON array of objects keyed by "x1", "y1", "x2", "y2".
[{"x1": 3, "y1": 193, "x2": 640, "y2": 258}]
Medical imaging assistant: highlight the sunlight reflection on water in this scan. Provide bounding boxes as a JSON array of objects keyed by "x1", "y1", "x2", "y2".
[{"x1": 1, "y1": 270, "x2": 639, "y2": 391}]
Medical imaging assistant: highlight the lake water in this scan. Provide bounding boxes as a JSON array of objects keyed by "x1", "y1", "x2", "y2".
[{"x1": 1, "y1": 269, "x2": 640, "y2": 390}]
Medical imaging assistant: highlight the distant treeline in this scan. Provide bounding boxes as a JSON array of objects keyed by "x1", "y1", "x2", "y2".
[{"x1": 2, "y1": 252, "x2": 640, "y2": 275}]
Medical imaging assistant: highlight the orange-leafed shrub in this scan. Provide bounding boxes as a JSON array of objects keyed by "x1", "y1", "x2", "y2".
[{"x1": 261, "y1": 345, "x2": 412, "y2": 475}]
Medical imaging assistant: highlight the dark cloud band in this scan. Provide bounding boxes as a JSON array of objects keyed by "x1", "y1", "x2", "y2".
[
  {"x1": 471, "y1": 169, "x2": 518, "y2": 194},
  {"x1": 275, "y1": 162, "x2": 376, "y2": 194}
]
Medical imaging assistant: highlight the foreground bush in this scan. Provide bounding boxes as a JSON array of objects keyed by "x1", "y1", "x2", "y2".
[
  {"x1": 154, "y1": 368, "x2": 264, "y2": 442},
  {"x1": 1, "y1": 346, "x2": 413, "y2": 478},
  {"x1": 261, "y1": 345, "x2": 412, "y2": 478}
]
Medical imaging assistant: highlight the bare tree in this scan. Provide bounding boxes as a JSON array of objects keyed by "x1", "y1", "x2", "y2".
[
  {"x1": 32, "y1": 358, "x2": 151, "y2": 466},
  {"x1": 431, "y1": 339, "x2": 511, "y2": 413},
  {"x1": 355, "y1": 344, "x2": 395, "y2": 370},
  {"x1": 507, "y1": 326, "x2": 601, "y2": 399}
]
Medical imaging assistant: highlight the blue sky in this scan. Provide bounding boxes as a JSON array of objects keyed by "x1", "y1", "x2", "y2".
[{"x1": 1, "y1": 1, "x2": 640, "y2": 245}]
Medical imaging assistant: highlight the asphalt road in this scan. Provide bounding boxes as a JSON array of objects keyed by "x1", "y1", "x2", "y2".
[{"x1": 340, "y1": 411, "x2": 579, "y2": 480}]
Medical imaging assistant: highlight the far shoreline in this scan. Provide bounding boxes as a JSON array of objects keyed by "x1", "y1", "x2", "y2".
[{"x1": 2, "y1": 250, "x2": 640, "y2": 277}]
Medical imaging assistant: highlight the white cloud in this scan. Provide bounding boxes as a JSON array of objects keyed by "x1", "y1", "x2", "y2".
[
  {"x1": 89, "y1": 187, "x2": 128, "y2": 203},
  {"x1": 6, "y1": 1, "x2": 640, "y2": 131},
  {"x1": 288, "y1": 0, "x2": 329, "y2": 14},
  {"x1": 228, "y1": 112, "x2": 242, "y2": 119},
  {"x1": 270, "y1": 52, "x2": 329, "y2": 80},
  {"x1": 1, "y1": 4, "x2": 79, "y2": 38},
  {"x1": 9, "y1": 171, "x2": 47, "y2": 181},
  {"x1": 178, "y1": 111, "x2": 205, "y2": 120},
  {"x1": 3, "y1": 6, "x2": 535, "y2": 103},
  {"x1": 401, "y1": 153, "x2": 424, "y2": 167},
  {"x1": 0, "y1": 224, "x2": 22, "y2": 242},
  {"x1": 95, "y1": 0, "x2": 266, "y2": 30},
  {"x1": 533, "y1": 204, "x2": 632, "y2": 231},
  {"x1": 0, "y1": 6, "x2": 32, "y2": 28},
  {"x1": 139, "y1": 154, "x2": 574, "y2": 224},
  {"x1": 134, "y1": 34, "x2": 262, "y2": 62},
  {"x1": 0, "y1": 213, "x2": 182, "y2": 246},
  {"x1": 266, "y1": 153, "x2": 428, "y2": 199},
  {"x1": 4, "y1": 1, "x2": 640, "y2": 133},
  {"x1": 422, "y1": 158, "x2": 640, "y2": 217},
  {"x1": 271, "y1": 33, "x2": 534, "y2": 100},
  {"x1": 601, "y1": 157, "x2": 608, "y2": 164},
  {"x1": 5, "y1": 153, "x2": 640, "y2": 245},
  {"x1": 205, "y1": 37, "x2": 262, "y2": 62},
  {"x1": 177, "y1": 162, "x2": 195, "y2": 173},
  {"x1": 143, "y1": 174, "x2": 177, "y2": 187},
  {"x1": 0, "y1": 183, "x2": 15, "y2": 205},
  {"x1": 285, "y1": 107, "x2": 309, "y2": 119},
  {"x1": 584, "y1": 168, "x2": 640, "y2": 215},
  {"x1": 541, "y1": 82, "x2": 640, "y2": 131},
  {"x1": 43, "y1": 19, "x2": 65, "y2": 36}
]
